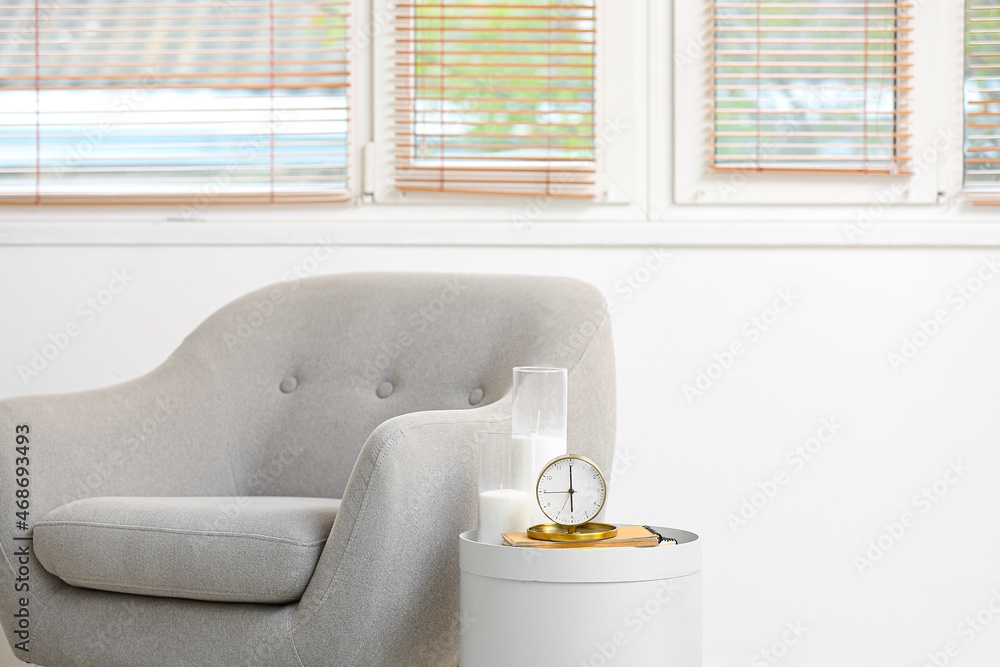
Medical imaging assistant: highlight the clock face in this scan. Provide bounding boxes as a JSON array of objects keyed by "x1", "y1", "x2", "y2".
[{"x1": 535, "y1": 455, "x2": 607, "y2": 526}]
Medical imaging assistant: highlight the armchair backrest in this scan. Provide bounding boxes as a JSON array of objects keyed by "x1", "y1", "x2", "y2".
[{"x1": 178, "y1": 273, "x2": 616, "y2": 499}]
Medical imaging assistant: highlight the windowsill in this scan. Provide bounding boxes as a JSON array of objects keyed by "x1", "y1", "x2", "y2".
[{"x1": 3, "y1": 211, "x2": 1000, "y2": 248}]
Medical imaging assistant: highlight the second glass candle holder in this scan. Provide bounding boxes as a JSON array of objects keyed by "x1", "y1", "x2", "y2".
[{"x1": 477, "y1": 431, "x2": 533, "y2": 545}]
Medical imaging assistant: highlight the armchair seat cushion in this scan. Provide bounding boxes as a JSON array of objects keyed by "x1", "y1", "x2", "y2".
[{"x1": 33, "y1": 496, "x2": 340, "y2": 604}]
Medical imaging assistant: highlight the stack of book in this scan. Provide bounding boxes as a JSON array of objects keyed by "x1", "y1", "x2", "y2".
[{"x1": 501, "y1": 525, "x2": 676, "y2": 549}]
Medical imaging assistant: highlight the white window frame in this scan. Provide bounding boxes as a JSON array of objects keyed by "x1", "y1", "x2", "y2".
[{"x1": 669, "y1": 0, "x2": 946, "y2": 206}]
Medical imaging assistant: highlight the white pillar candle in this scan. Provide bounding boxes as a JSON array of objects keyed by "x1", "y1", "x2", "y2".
[
  {"x1": 511, "y1": 433, "x2": 566, "y2": 525},
  {"x1": 511, "y1": 433, "x2": 566, "y2": 489},
  {"x1": 510, "y1": 432, "x2": 536, "y2": 493},
  {"x1": 531, "y1": 434, "x2": 565, "y2": 476},
  {"x1": 478, "y1": 488, "x2": 532, "y2": 545}
]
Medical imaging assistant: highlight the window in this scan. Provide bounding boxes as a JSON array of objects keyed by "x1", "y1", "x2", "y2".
[
  {"x1": 0, "y1": 0, "x2": 351, "y2": 205},
  {"x1": 711, "y1": 0, "x2": 912, "y2": 175},
  {"x1": 965, "y1": 1, "x2": 1000, "y2": 203},
  {"x1": 388, "y1": 0, "x2": 597, "y2": 198},
  {"x1": 672, "y1": 0, "x2": 938, "y2": 205}
]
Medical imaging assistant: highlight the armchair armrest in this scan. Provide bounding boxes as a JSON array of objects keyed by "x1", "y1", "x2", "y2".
[
  {"x1": 291, "y1": 399, "x2": 509, "y2": 667},
  {"x1": 290, "y1": 302, "x2": 615, "y2": 667}
]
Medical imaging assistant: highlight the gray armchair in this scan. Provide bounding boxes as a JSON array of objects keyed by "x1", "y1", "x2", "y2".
[{"x1": 0, "y1": 273, "x2": 615, "y2": 667}]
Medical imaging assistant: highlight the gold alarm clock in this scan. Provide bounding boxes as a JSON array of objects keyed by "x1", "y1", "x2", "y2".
[{"x1": 527, "y1": 454, "x2": 618, "y2": 542}]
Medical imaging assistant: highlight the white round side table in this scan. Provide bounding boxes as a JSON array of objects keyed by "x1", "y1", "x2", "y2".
[{"x1": 459, "y1": 526, "x2": 701, "y2": 667}]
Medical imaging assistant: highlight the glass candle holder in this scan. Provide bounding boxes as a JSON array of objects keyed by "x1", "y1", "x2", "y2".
[
  {"x1": 511, "y1": 367, "x2": 567, "y2": 524},
  {"x1": 477, "y1": 431, "x2": 532, "y2": 545}
]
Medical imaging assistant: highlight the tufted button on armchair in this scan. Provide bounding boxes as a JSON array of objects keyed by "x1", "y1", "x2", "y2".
[{"x1": 0, "y1": 272, "x2": 616, "y2": 667}]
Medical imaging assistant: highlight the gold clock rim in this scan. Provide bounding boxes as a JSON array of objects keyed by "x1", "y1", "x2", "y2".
[
  {"x1": 526, "y1": 522, "x2": 619, "y2": 542},
  {"x1": 535, "y1": 454, "x2": 608, "y2": 526}
]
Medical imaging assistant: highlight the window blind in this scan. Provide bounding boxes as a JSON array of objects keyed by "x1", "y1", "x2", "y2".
[
  {"x1": 391, "y1": 0, "x2": 596, "y2": 198},
  {"x1": 965, "y1": 1, "x2": 1000, "y2": 202},
  {"x1": 0, "y1": 0, "x2": 351, "y2": 205},
  {"x1": 711, "y1": 0, "x2": 912, "y2": 175}
]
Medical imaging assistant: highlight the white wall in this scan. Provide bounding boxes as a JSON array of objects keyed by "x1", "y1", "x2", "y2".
[{"x1": 1, "y1": 241, "x2": 998, "y2": 667}]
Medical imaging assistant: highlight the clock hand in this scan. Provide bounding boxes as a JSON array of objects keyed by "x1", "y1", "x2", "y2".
[
  {"x1": 569, "y1": 463, "x2": 574, "y2": 514},
  {"x1": 558, "y1": 492, "x2": 571, "y2": 517}
]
